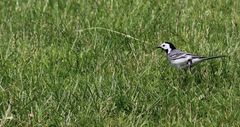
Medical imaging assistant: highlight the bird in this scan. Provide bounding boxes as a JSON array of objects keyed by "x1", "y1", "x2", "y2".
[{"x1": 156, "y1": 42, "x2": 226, "y2": 69}]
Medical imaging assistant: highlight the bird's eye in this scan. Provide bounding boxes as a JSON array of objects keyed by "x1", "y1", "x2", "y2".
[{"x1": 162, "y1": 45, "x2": 165, "y2": 47}]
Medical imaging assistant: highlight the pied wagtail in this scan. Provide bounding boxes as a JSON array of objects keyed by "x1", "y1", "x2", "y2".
[{"x1": 156, "y1": 42, "x2": 226, "y2": 69}]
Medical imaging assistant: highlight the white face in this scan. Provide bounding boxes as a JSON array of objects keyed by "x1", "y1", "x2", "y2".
[{"x1": 160, "y1": 43, "x2": 172, "y2": 54}]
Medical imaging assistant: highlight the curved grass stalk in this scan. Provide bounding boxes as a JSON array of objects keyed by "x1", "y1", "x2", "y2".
[{"x1": 76, "y1": 27, "x2": 149, "y2": 43}]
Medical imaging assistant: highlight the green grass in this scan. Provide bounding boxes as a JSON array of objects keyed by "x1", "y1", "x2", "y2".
[{"x1": 0, "y1": 0, "x2": 240, "y2": 126}]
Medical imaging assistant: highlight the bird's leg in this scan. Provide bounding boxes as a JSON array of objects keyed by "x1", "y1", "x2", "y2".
[{"x1": 187, "y1": 59, "x2": 193, "y2": 71}]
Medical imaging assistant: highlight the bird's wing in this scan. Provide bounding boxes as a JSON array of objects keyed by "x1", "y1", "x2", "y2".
[
  {"x1": 190, "y1": 54, "x2": 206, "y2": 59},
  {"x1": 168, "y1": 50, "x2": 196, "y2": 60}
]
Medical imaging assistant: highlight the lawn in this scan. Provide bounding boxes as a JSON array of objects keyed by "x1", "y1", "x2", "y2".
[{"x1": 0, "y1": 0, "x2": 240, "y2": 126}]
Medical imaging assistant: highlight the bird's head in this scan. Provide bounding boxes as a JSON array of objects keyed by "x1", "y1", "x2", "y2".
[{"x1": 156, "y1": 42, "x2": 176, "y2": 54}]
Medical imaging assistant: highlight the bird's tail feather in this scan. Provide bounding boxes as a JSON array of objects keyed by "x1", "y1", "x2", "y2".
[{"x1": 202, "y1": 55, "x2": 226, "y2": 61}]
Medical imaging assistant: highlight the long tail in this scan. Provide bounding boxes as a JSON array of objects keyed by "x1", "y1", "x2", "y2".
[{"x1": 202, "y1": 55, "x2": 227, "y2": 61}]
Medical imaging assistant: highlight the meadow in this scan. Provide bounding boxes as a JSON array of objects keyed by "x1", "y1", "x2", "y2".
[{"x1": 0, "y1": 0, "x2": 240, "y2": 126}]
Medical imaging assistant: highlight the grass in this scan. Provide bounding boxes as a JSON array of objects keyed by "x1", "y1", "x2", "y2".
[{"x1": 0, "y1": 0, "x2": 240, "y2": 126}]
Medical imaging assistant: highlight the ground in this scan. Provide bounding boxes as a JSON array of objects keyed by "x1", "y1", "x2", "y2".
[{"x1": 0, "y1": 0, "x2": 239, "y2": 126}]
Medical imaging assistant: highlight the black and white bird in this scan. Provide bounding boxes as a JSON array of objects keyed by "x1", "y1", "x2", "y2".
[{"x1": 156, "y1": 42, "x2": 226, "y2": 69}]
